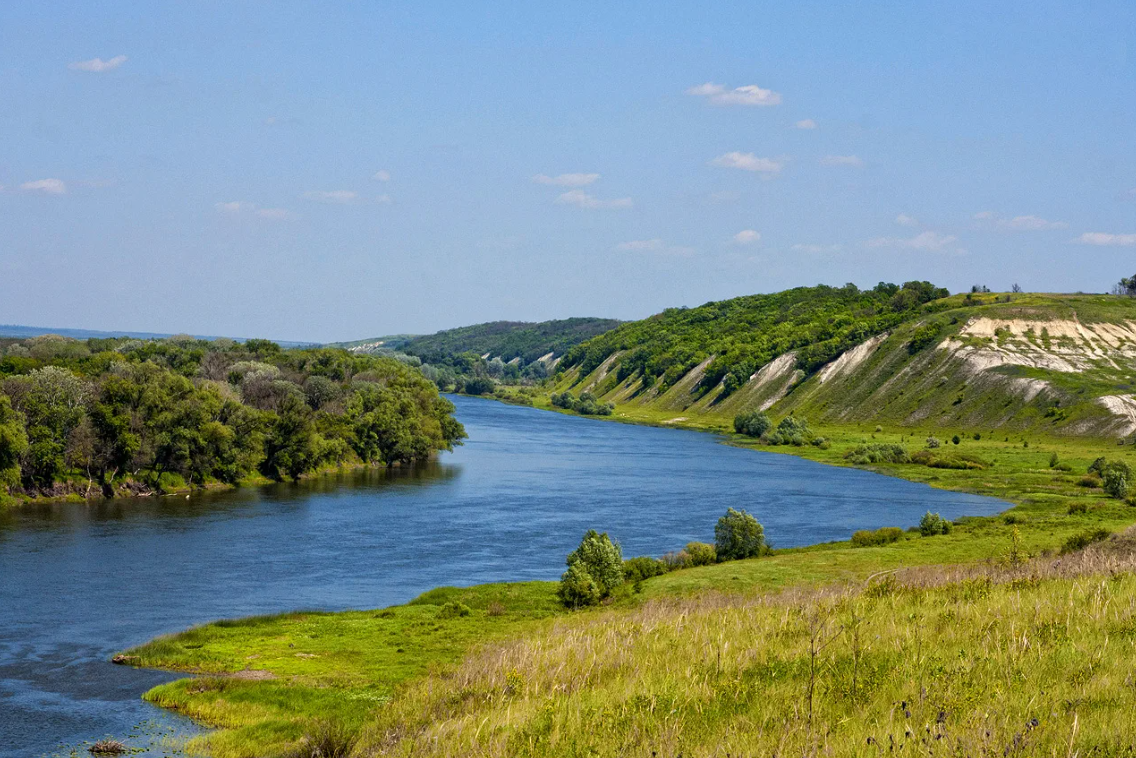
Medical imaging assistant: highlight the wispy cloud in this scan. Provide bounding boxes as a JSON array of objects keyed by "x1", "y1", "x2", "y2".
[
  {"x1": 795, "y1": 119, "x2": 817, "y2": 130},
  {"x1": 973, "y1": 211, "x2": 1068, "y2": 231},
  {"x1": 732, "y1": 229, "x2": 761, "y2": 245},
  {"x1": 687, "y1": 82, "x2": 782, "y2": 107},
  {"x1": 533, "y1": 173, "x2": 600, "y2": 187},
  {"x1": 373, "y1": 170, "x2": 391, "y2": 182},
  {"x1": 216, "y1": 201, "x2": 291, "y2": 220},
  {"x1": 866, "y1": 231, "x2": 961, "y2": 252},
  {"x1": 820, "y1": 155, "x2": 864, "y2": 167},
  {"x1": 69, "y1": 55, "x2": 127, "y2": 73},
  {"x1": 710, "y1": 152, "x2": 784, "y2": 175},
  {"x1": 555, "y1": 189, "x2": 632, "y2": 209},
  {"x1": 304, "y1": 190, "x2": 359, "y2": 204},
  {"x1": 20, "y1": 178, "x2": 67, "y2": 195},
  {"x1": 1076, "y1": 232, "x2": 1136, "y2": 246},
  {"x1": 895, "y1": 214, "x2": 919, "y2": 227}
]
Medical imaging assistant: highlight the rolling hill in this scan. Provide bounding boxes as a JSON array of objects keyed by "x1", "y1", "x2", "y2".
[{"x1": 553, "y1": 286, "x2": 1136, "y2": 439}]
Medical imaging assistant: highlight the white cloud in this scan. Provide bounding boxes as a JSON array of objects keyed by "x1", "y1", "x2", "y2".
[
  {"x1": 20, "y1": 178, "x2": 67, "y2": 195},
  {"x1": 710, "y1": 152, "x2": 784, "y2": 175},
  {"x1": 820, "y1": 155, "x2": 864, "y2": 167},
  {"x1": 895, "y1": 214, "x2": 919, "y2": 227},
  {"x1": 304, "y1": 190, "x2": 359, "y2": 204},
  {"x1": 795, "y1": 119, "x2": 817, "y2": 130},
  {"x1": 1076, "y1": 232, "x2": 1136, "y2": 246},
  {"x1": 792, "y1": 243, "x2": 843, "y2": 254},
  {"x1": 686, "y1": 82, "x2": 782, "y2": 106},
  {"x1": 615, "y1": 239, "x2": 663, "y2": 251},
  {"x1": 866, "y1": 231, "x2": 959, "y2": 251},
  {"x1": 216, "y1": 201, "x2": 290, "y2": 220},
  {"x1": 555, "y1": 189, "x2": 632, "y2": 209},
  {"x1": 974, "y1": 211, "x2": 1068, "y2": 231},
  {"x1": 373, "y1": 170, "x2": 391, "y2": 182},
  {"x1": 69, "y1": 55, "x2": 127, "y2": 73},
  {"x1": 533, "y1": 173, "x2": 600, "y2": 187},
  {"x1": 732, "y1": 229, "x2": 761, "y2": 245},
  {"x1": 374, "y1": 194, "x2": 392, "y2": 205}
]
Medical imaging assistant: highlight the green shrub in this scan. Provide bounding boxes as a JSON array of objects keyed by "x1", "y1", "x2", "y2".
[
  {"x1": 558, "y1": 530, "x2": 623, "y2": 607},
  {"x1": 918, "y1": 511, "x2": 952, "y2": 536},
  {"x1": 1077, "y1": 474, "x2": 1101, "y2": 488},
  {"x1": 910, "y1": 449, "x2": 989, "y2": 470},
  {"x1": 437, "y1": 601, "x2": 472, "y2": 619},
  {"x1": 845, "y1": 443, "x2": 909, "y2": 465},
  {"x1": 952, "y1": 435, "x2": 961, "y2": 445},
  {"x1": 1060, "y1": 529, "x2": 1112, "y2": 555},
  {"x1": 925, "y1": 436, "x2": 941, "y2": 449},
  {"x1": 685, "y1": 541, "x2": 717, "y2": 566},
  {"x1": 1102, "y1": 465, "x2": 1131, "y2": 500},
  {"x1": 851, "y1": 526, "x2": 904, "y2": 548},
  {"x1": 733, "y1": 410, "x2": 772, "y2": 438},
  {"x1": 907, "y1": 322, "x2": 942, "y2": 354},
  {"x1": 1067, "y1": 502, "x2": 1088, "y2": 515},
  {"x1": 661, "y1": 550, "x2": 692, "y2": 571},
  {"x1": 622, "y1": 556, "x2": 667, "y2": 584},
  {"x1": 714, "y1": 507, "x2": 766, "y2": 561}
]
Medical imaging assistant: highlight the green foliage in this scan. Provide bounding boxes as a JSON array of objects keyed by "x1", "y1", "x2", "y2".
[
  {"x1": 714, "y1": 507, "x2": 766, "y2": 561},
  {"x1": 621, "y1": 556, "x2": 667, "y2": 584},
  {"x1": 684, "y1": 541, "x2": 717, "y2": 566},
  {"x1": 559, "y1": 530, "x2": 623, "y2": 607},
  {"x1": 925, "y1": 436, "x2": 941, "y2": 449},
  {"x1": 436, "y1": 602, "x2": 472, "y2": 620},
  {"x1": 845, "y1": 443, "x2": 909, "y2": 465},
  {"x1": 733, "y1": 410, "x2": 771, "y2": 437},
  {"x1": 918, "y1": 511, "x2": 952, "y2": 536},
  {"x1": 1060, "y1": 529, "x2": 1112, "y2": 554},
  {"x1": 764, "y1": 415, "x2": 813, "y2": 446},
  {"x1": 560, "y1": 282, "x2": 948, "y2": 397},
  {"x1": 1102, "y1": 466, "x2": 1130, "y2": 500},
  {"x1": 910, "y1": 449, "x2": 989, "y2": 470},
  {"x1": 550, "y1": 391, "x2": 613, "y2": 416},
  {"x1": 906, "y1": 322, "x2": 942, "y2": 354},
  {"x1": 0, "y1": 335, "x2": 466, "y2": 496},
  {"x1": 850, "y1": 526, "x2": 904, "y2": 547}
]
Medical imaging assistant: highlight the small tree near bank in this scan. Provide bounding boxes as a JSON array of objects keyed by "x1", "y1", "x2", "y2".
[
  {"x1": 715, "y1": 507, "x2": 766, "y2": 561},
  {"x1": 558, "y1": 530, "x2": 623, "y2": 607},
  {"x1": 733, "y1": 410, "x2": 772, "y2": 438}
]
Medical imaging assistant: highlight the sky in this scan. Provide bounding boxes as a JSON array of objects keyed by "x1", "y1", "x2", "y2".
[{"x1": 1, "y1": 1, "x2": 1134, "y2": 343}]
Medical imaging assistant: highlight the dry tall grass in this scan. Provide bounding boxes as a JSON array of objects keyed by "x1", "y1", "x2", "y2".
[{"x1": 360, "y1": 529, "x2": 1136, "y2": 757}]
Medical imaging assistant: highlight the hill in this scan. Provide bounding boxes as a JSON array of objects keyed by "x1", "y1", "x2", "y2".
[
  {"x1": 343, "y1": 318, "x2": 623, "y2": 365},
  {"x1": 554, "y1": 286, "x2": 1136, "y2": 439}
]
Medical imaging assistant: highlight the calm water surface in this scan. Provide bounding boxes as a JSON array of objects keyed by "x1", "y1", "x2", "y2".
[{"x1": 0, "y1": 396, "x2": 1006, "y2": 755}]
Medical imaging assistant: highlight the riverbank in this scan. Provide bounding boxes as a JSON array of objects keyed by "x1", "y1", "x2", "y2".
[{"x1": 116, "y1": 397, "x2": 1136, "y2": 756}]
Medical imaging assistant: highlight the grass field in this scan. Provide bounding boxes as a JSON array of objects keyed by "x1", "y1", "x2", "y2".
[{"x1": 118, "y1": 401, "x2": 1136, "y2": 757}]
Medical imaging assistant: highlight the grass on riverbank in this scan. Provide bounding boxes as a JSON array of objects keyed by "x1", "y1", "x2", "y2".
[{"x1": 121, "y1": 406, "x2": 1136, "y2": 757}]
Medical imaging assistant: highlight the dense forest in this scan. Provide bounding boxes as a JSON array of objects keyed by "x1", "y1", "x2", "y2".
[
  {"x1": 338, "y1": 317, "x2": 623, "y2": 397},
  {"x1": 0, "y1": 335, "x2": 465, "y2": 503},
  {"x1": 559, "y1": 281, "x2": 950, "y2": 398}
]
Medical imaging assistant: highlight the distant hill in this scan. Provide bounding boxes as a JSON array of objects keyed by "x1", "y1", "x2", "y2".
[
  {"x1": 554, "y1": 286, "x2": 1136, "y2": 438},
  {"x1": 0, "y1": 324, "x2": 317, "y2": 348},
  {"x1": 341, "y1": 318, "x2": 624, "y2": 365}
]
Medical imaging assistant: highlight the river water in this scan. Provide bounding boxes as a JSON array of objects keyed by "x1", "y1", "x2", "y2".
[{"x1": 0, "y1": 396, "x2": 1006, "y2": 755}]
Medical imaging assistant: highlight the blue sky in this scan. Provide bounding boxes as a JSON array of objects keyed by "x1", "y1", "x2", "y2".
[{"x1": 1, "y1": 1, "x2": 1133, "y2": 342}]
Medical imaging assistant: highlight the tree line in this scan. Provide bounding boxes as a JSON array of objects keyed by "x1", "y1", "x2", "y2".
[{"x1": 0, "y1": 334, "x2": 465, "y2": 502}]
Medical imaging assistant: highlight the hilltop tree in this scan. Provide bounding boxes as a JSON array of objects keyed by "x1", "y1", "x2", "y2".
[
  {"x1": 715, "y1": 507, "x2": 766, "y2": 560},
  {"x1": 1115, "y1": 275, "x2": 1136, "y2": 297},
  {"x1": 558, "y1": 530, "x2": 623, "y2": 607}
]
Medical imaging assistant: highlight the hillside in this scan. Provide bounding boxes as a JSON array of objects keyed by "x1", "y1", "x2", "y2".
[
  {"x1": 344, "y1": 318, "x2": 623, "y2": 365},
  {"x1": 554, "y1": 287, "x2": 1136, "y2": 439}
]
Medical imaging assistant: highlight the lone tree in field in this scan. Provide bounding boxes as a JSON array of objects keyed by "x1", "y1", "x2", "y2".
[
  {"x1": 558, "y1": 530, "x2": 623, "y2": 607},
  {"x1": 715, "y1": 507, "x2": 766, "y2": 561},
  {"x1": 1115, "y1": 275, "x2": 1136, "y2": 297}
]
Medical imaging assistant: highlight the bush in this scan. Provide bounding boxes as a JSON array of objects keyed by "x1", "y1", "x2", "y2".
[
  {"x1": 661, "y1": 550, "x2": 692, "y2": 571},
  {"x1": 845, "y1": 443, "x2": 909, "y2": 465},
  {"x1": 1067, "y1": 502, "x2": 1089, "y2": 515},
  {"x1": 1077, "y1": 474, "x2": 1101, "y2": 488},
  {"x1": 437, "y1": 601, "x2": 472, "y2": 619},
  {"x1": 551, "y1": 391, "x2": 614, "y2": 416},
  {"x1": 288, "y1": 721, "x2": 360, "y2": 758},
  {"x1": 684, "y1": 541, "x2": 717, "y2": 566},
  {"x1": 926, "y1": 436, "x2": 941, "y2": 449},
  {"x1": 714, "y1": 507, "x2": 766, "y2": 561},
  {"x1": 1102, "y1": 465, "x2": 1131, "y2": 500},
  {"x1": 622, "y1": 556, "x2": 667, "y2": 584},
  {"x1": 851, "y1": 526, "x2": 904, "y2": 548},
  {"x1": 918, "y1": 511, "x2": 952, "y2": 536},
  {"x1": 1060, "y1": 529, "x2": 1112, "y2": 555},
  {"x1": 558, "y1": 530, "x2": 623, "y2": 607},
  {"x1": 733, "y1": 410, "x2": 772, "y2": 438},
  {"x1": 910, "y1": 449, "x2": 989, "y2": 470},
  {"x1": 951, "y1": 435, "x2": 961, "y2": 445}
]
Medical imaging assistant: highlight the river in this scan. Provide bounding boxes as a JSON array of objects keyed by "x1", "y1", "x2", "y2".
[{"x1": 0, "y1": 396, "x2": 1006, "y2": 755}]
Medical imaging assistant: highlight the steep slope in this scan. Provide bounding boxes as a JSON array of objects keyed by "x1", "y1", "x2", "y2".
[{"x1": 555, "y1": 290, "x2": 1136, "y2": 438}]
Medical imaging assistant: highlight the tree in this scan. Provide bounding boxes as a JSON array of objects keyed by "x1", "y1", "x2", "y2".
[
  {"x1": 558, "y1": 530, "x2": 623, "y2": 606},
  {"x1": 715, "y1": 507, "x2": 766, "y2": 560},
  {"x1": 1011, "y1": 283, "x2": 1023, "y2": 293},
  {"x1": 0, "y1": 395, "x2": 28, "y2": 489},
  {"x1": 5, "y1": 367, "x2": 91, "y2": 488},
  {"x1": 734, "y1": 410, "x2": 772, "y2": 438},
  {"x1": 1115, "y1": 275, "x2": 1136, "y2": 297},
  {"x1": 919, "y1": 511, "x2": 952, "y2": 536}
]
